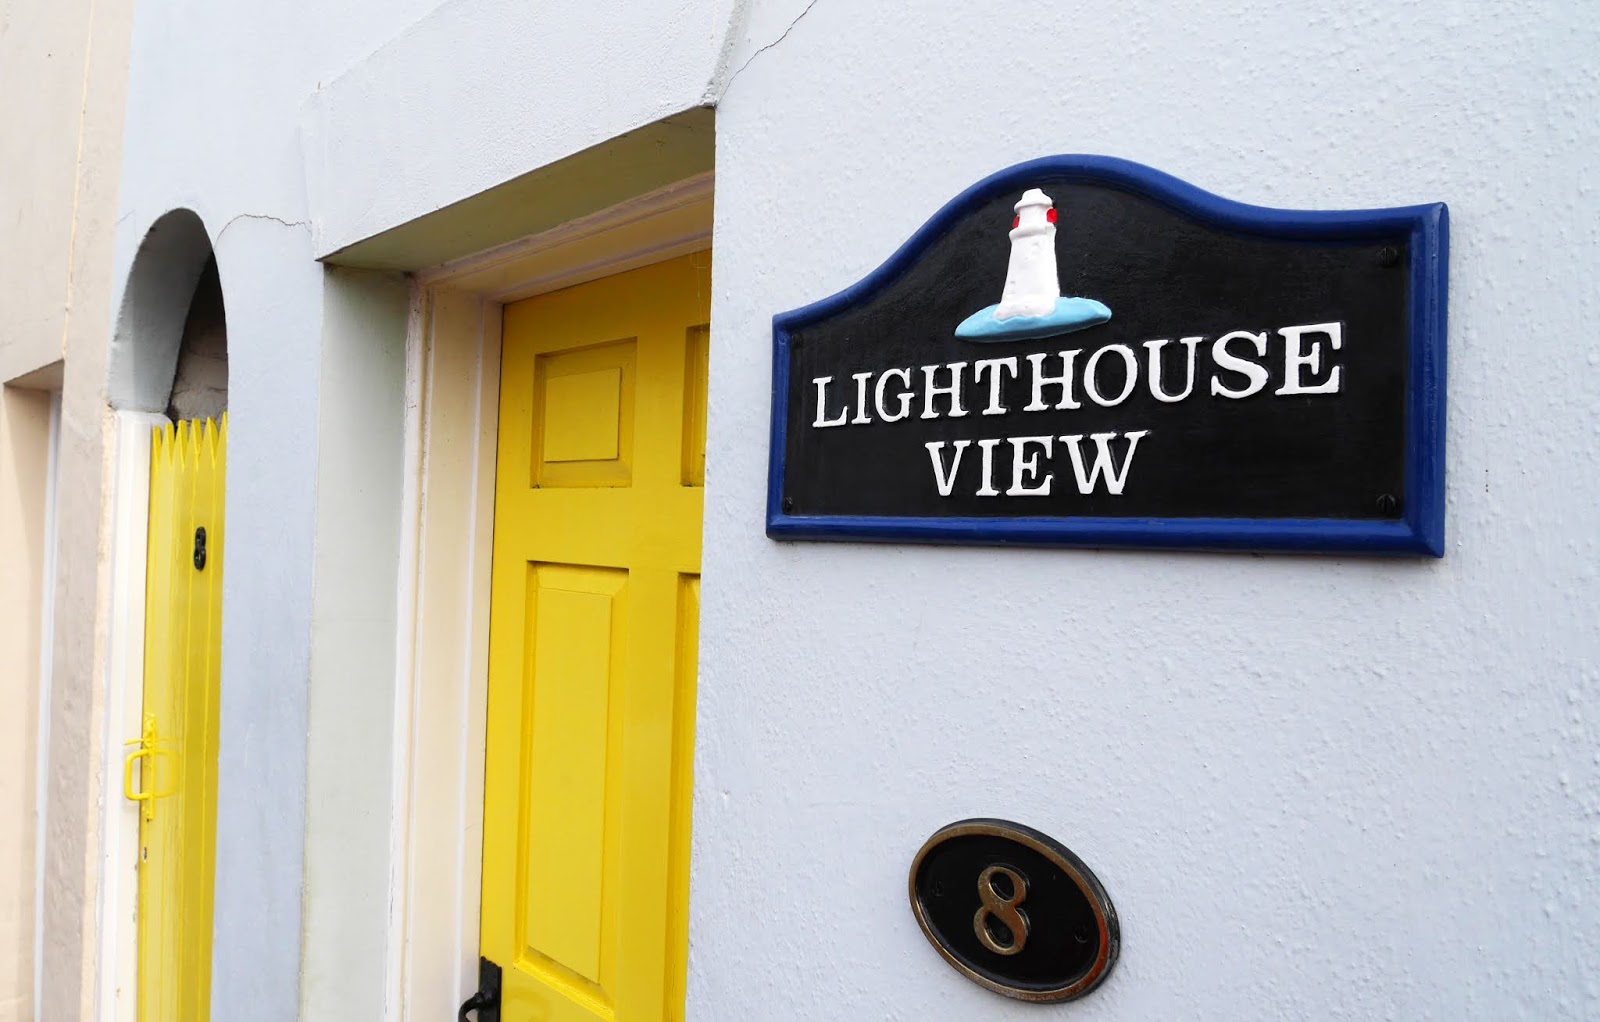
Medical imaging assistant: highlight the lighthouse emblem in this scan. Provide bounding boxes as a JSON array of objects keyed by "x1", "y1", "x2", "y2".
[{"x1": 955, "y1": 188, "x2": 1112, "y2": 342}]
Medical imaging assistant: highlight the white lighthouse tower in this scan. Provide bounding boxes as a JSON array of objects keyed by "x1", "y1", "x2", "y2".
[
  {"x1": 996, "y1": 188, "x2": 1061, "y2": 320},
  {"x1": 954, "y1": 185, "x2": 1110, "y2": 341}
]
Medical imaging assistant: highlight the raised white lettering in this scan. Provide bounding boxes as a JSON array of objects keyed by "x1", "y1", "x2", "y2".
[
  {"x1": 973, "y1": 357, "x2": 1019, "y2": 416},
  {"x1": 1059, "y1": 430, "x2": 1150, "y2": 495},
  {"x1": 1275, "y1": 322, "x2": 1343, "y2": 396},
  {"x1": 925, "y1": 440, "x2": 971, "y2": 497},
  {"x1": 975, "y1": 438, "x2": 1003, "y2": 497},
  {"x1": 1024, "y1": 350, "x2": 1082, "y2": 411},
  {"x1": 1006, "y1": 436, "x2": 1055, "y2": 496},
  {"x1": 874, "y1": 367, "x2": 913, "y2": 422},
  {"x1": 1084, "y1": 344, "x2": 1138, "y2": 407},
  {"x1": 1144, "y1": 337, "x2": 1201, "y2": 403},
  {"x1": 920, "y1": 361, "x2": 970, "y2": 420},
  {"x1": 850, "y1": 372, "x2": 873, "y2": 424},
  {"x1": 812, "y1": 376, "x2": 849, "y2": 427},
  {"x1": 1209, "y1": 331, "x2": 1270, "y2": 399}
]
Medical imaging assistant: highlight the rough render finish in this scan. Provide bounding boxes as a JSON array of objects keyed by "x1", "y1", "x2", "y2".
[
  {"x1": 107, "y1": 1, "x2": 441, "y2": 1016},
  {"x1": 0, "y1": 387, "x2": 52, "y2": 1022},
  {"x1": 113, "y1": 1, "x2": 739, "y2": 1018},
  {"x1": 100, "y1": 0, "x2": 1600, "y2": 1020},
  {"x1": 302, "y1": 0, "x2": 744, "y2": 256},
  {"x1": 692, "y1": 1, "x2": 1600, "y2": 1019},
  {"x1": 0, "y1": 0, "x2": 139, "y2": 1019},
  {"x1": 0, "y1": 0, "x2": 91, "y2": 382}
]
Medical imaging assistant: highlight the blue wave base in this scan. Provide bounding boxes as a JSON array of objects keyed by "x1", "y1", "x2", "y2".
[{"x1": 954, "y1": 296, "x2": 1112, "y2": 342}]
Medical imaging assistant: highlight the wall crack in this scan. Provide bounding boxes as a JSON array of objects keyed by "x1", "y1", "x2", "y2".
[
  {"x1": 716, "y1": 0, "x2": 821, "y2": 100},
  {"x1": 217, "y1": 211, "x2": 311, "y2": 240}
]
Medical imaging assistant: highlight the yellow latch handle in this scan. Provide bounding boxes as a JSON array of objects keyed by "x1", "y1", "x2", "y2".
[{"x1": 124, "y1": 746, "x2": 155, "y2": 820}]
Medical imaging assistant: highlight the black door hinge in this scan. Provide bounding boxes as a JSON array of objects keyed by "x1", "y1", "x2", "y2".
[{"x1": 458, "y1": 956, "x2": 501, "y2": 1022}]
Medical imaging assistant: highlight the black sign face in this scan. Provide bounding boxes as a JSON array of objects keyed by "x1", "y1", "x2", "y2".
[
  {"x1": 909, "y1": 819, "x2": 1119, "y2": 1002},
  {"x1": 767, "y1": 156, "x2": 1448, "y2": 555}
]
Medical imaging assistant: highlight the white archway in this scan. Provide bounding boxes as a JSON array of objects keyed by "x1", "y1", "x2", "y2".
[
  {"x1": 107, "y1": 209, "x2": 218, "y2": 413},
  {"x1": 99, "y1": 206, "x2": 228, "y2": 1022}
]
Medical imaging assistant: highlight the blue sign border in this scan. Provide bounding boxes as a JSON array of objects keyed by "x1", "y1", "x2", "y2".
[{"x1": 766, "y1": 155, "x2": 1448, "y2": 556}]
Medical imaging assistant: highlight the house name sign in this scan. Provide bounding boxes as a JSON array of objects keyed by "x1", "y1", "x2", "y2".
[
  {"x1": 766, "y1": 156, "x2": 1449, "y2": 556},
  {"x1": 809, "y1": 317, "x2": 1349, "y2": 501}
]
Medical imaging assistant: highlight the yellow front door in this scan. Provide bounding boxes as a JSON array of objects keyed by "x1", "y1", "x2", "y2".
[
  {"x1": 480, "y1": 253, "x2": 711, "y2": 1021},
  {"x1": 128, "y1": 417, "x2": 225, "y2": 1022}
]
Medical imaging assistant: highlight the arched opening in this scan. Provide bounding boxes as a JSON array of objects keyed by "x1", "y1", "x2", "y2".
[
  {"x1": 106, "y1": 208, "x2": 227, "y2": 1022},
  {"x1": 166, "y1": 256, "x2": 228, "y2": 420},
  {"x1": 108, "y1": 208, "x2": 225, "y2": 415}
]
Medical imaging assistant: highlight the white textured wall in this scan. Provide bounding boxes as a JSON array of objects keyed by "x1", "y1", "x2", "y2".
[
  {"x1": 303, "y1": 0, "x2": 739, "y2": 257},
  {"x1": 0, "y1": 0, "x2": 134, "y2": 1017},
  {"x1": 693, "y1": 1, "x2": 1600, "y2": 1019},
  {"x1": 0, "y1": 0, "x2": 96, "y2": 381},
  {"x1": 112, "y1": 3, "x2": 436, "y2": 1017},
  {"x1": 0, "y1": 386, "x2": 52, "y2": 1022},
  {"x1": 113, "y1": 2, "x2": 734, "y2": 1019},
  {"x1": 111, "y1": 0, "x2": 1600, "y2": 1019},
  {"x1": 299, "y1": 267, "x2": 410, "y2": 1021}
]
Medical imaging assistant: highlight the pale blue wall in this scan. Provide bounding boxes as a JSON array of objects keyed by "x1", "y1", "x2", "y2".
[
  {"x1": 108, "y1": 1, "x2": 1600, "y2": 1020},
  {"x1": 111, "y1": 2, "x2": 735, "y2": 1019},
  {"x1": 695, "y1": 2, "x2": 1599, "y2": 1019}
]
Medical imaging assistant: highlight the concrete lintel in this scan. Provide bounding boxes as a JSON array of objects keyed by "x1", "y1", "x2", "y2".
[{"x1": 319, "y1": 107, "x2": 714, "y2": 273}]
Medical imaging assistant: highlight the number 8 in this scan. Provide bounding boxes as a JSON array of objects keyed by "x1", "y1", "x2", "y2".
[{"x1": 974, "y1": 865, "x2": 1030, "y2": 955}]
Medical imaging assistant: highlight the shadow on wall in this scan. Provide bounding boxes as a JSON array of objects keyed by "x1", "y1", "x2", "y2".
[{"x1": 167, "y1": 258, "x2": 228, "y2": 421}]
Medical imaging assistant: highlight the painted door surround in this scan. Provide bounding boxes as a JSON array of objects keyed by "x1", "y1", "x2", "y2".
[{"x1": 386, "y1": 174, "x2": 712, "y2": 1022}]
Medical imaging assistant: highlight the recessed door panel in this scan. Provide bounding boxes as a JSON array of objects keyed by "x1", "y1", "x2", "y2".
[
  {"x1": 520, "y1": 565, "x2": 626, "y2": 996},
  {"x1": 533, "y1": 339, "x2": 636, "y2": 488}
]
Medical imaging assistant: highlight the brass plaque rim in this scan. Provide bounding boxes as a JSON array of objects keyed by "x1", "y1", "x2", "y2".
[{"x1": 907, "y1": 818, "x2": 1119, "y2": 1003}]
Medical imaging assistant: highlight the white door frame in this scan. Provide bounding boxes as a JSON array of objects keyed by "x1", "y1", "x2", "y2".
[
  {"x1": 98, "y1": 408, "x2": 170, "y2": 1022},
  {"x1": 383, "y1": 172, "x2": 714, "y2": 1021}
]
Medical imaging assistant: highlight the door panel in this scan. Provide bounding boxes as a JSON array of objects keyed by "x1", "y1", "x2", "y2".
[
  {"x1": 521, "y1": 565, "x2": 625, "y2": 995},
  {"x1": 533, "y1": 339, "x2": 636, "y2": 488},
  {"x1": 483, "y1": 253, "x2": 711, "y2": 1022}
]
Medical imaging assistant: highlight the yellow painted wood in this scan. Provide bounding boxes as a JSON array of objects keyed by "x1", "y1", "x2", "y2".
[
  {"x1": 533, "y1": 340, "x2": 637, "y2": 489},
  {"x1": 483, "y1": 252, "x2": 710, "y2": 1022},
  {"x1": 680, "y1": 327, "x2": 708, "y2": 488},
  {"x1": 522, "y1": 566, "x2": 625, "y2": 987},
  {"x1": 542, "y1": 369, "x2": 624, "y2": 463},
  {"x1": 133, "y1": 416, "x2": 226, "y2": 1022}
]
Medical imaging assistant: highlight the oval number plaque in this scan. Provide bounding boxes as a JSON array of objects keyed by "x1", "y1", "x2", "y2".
[{"x1": 909, "y1": 819, "x2": 1119, "y2": 1002}]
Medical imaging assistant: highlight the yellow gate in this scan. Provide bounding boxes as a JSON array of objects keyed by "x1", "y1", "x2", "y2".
[{"x1": 124, "y1": 416, "x2": 226, "y2": 1022}]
